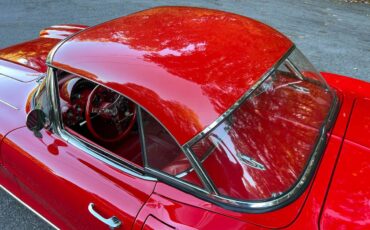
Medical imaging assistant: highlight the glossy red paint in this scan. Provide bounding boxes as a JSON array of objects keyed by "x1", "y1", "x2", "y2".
[
  {"x1": 0, "y1": 24, "x2": 86, "y2": 73},
  {"x1": 323, "y1": 72, "x2": 370, "y2": 99},
  {"x1": 192, "y1": 72, "x2": 332, "y2": 200},
  {"x1": 141, "y1": 215, "x2": 174, "y2": 230},
  {"x1": 285, "y1": 91, "x2": 355, "y2": 229},
  {"x1": 320, "y1": 139, "x2": 370, "y2": 229},
  {"x1": 146, "y1": 74, "x2": 369, "y2": 229},
  {"x1": 317, "y1": 76, "x2": 370, "y2": 228},
  {"x1": 286, "y1": 135, "x2": 344, "y2": 230},
  {"x1": 344, "y1": 98, "x2": 370, "y2": 148},
  {"x1": 0, "y1": 38, "x2": 60, "y2": 72},
  {"x1": 0, "y1": 59, "x2": 44, "y2": 82},
  {"x1": 133, "y1": 193, "x2": 261, "y2": 230},
  {"x1": 51, "y1": 6, "x2": 292, "y2": 144},
  {"x1": 1, "y1": 128, "x2": 156, "y2": 229},
  {"x1": 0, "y1": 6, "x2": 368, "y2": 230},
  {"x1": 153, "y1": 177, "x2": 310, "y2": 228},
  {"x1": 0, "y1": 62, "x2": 38, "y2": 141},
  {"x1": 286, "y1": 74, "x2": 370, "y2": 229}
]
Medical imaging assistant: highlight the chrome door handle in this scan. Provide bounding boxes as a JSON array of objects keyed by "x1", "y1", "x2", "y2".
[{"x1": 88, "y1": 203, "x2": 122, "y2": 229}]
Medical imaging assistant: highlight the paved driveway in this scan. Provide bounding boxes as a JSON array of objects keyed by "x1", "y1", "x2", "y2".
[{"x1": 0, "y1": 0, "x2": 369, "y2": 229}]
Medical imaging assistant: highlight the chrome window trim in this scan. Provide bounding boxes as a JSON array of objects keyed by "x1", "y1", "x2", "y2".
[
  {"x1": 44, "y1": 64, "x2": 208, "y2": 185},
  {"x1": 181, "y1": 45, "x2": 340, "y2": 211},
  {"x1": 44, "y1": 39, "x2": 340, "y2": 212},
  {"x1": 62, "y1": 129, "x2": 156, "y2": 181},
  {"x1": 46, "y1": 64, "x2": 182, "y2": 148},
  {"x1": 45, "y1": 66, "x2": 156, "y2": 181},
  {"x1": 136, "y1": 106, "x2": 148, "y2": 167},
  {"x1": 181, "y1": 147, "x2": 218, "y2": 194},
  {"x1": 211, "y1": 95, "x2": 339, "y2": 209},
  {"x1": 46, "y1": 41, "x2": 212, "y2": 190},
  {"x1": 175, "y1": 143, "x2": 216, "y2": 178},
  {"x1": 137, "y1": 106, "x2": 212, "y2": 192}
]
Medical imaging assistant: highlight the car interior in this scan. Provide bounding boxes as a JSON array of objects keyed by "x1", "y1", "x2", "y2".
[{"x1": 56, "y1": 71, "x2": 203, "y2": 187}]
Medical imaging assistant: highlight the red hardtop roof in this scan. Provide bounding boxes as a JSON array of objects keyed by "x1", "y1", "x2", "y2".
[{"x1": 51, "y1": 6, "x2": 292, "y2": 144}]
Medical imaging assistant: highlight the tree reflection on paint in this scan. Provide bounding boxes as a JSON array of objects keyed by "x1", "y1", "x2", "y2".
[
  {"x1": 0, "y1": 38, "x2": 59, "y2": 72},
  {"x1": 52, "y1": 6, "x2": 292, "y2": 144},
  {"x1": 192, "y1": 68, "x2": 333, "y2": 200}
]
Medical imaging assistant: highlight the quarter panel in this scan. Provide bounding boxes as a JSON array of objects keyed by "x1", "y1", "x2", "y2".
[
  {"x1": 345, "y1": 98, "x2": 370, "y2": 148},
  {"x1": 152, "y1": 181, "x2": 308, "y2": 228},
  {"x1": 133, "y1": 193, "x2": 259, "y2": 230},
  {"x1": 320, "y1": 140, "x2": 370, "y2": 229},
  {"x1": 285, "y1": 93, "x2": 355, "y2": 229}
]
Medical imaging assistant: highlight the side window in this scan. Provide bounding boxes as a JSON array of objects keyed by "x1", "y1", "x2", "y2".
[
  {"x1": 140, "y1": 110, "x2": 204, "y2": 188},
  {"x1": 55, "y1": 70, "x2": 143, "y2": 167}
]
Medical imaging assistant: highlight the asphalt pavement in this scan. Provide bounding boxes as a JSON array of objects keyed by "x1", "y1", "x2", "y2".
[{"x1": 0, "y1": 0, "x2": 369, "y2": 229}]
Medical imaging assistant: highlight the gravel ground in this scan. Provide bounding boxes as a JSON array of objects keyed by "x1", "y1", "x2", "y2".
[{"x1": 0, "y1": 0, "x2": 369, "y2": 229}]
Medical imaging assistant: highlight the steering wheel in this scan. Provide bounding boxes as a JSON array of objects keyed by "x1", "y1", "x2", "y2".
[{"x1": 85, "y1": 85, "x2": 137, "y2": 143}]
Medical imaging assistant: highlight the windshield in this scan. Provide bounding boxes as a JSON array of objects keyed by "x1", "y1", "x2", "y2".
[{"x1": 190, "y1": 49, "x2": 334, "y2": 201}]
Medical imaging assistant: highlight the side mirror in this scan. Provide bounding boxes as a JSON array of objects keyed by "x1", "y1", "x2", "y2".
[{"x1": 26, "y1": 109, "x2": 49, "y2": 138}]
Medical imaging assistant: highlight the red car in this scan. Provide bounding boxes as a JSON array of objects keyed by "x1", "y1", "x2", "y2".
[{"x1": 0, "y1": 6, "x2": 369, "y2": 230}]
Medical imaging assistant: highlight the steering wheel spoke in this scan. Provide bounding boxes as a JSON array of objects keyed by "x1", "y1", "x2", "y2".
[{"x1": 85, "y1": 85, "x2": 137, "y2": 143}]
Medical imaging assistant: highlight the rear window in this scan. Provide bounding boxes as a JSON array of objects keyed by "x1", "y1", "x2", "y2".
[{"x1": 190, "y1": 49, "x2": 334, "y2": 201}]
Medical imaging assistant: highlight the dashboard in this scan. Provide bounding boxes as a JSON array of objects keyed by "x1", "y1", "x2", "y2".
[{"x1": 59, "y1": 76, "x2": 96, "y2": 128}]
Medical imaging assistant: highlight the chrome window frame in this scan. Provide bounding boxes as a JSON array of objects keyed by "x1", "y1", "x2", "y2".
[
  {"x1": 181, "y1": 46, "x2": 340, "y2": 211},
  {"x1": 41, "y1": 37, "x2": 216, "y2": 190},
  {"x1": 40, "y1": 38, "x2": 339, "y2": 213},
  {"x1": 39, "y1": 39, "x2": 156, "y2": 181},
  {"x1": 44, "y1": 65, "x2": 221, "y2": 192},
  {"x1": 42, "y1": 64, "x2": 216, "y2": 193},
  {"x1": 44, "y1": 66, "x2": 156, "y2": 181}
]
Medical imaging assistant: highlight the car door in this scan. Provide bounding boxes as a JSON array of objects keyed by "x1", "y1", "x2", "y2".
[{"x1": 1, "y1": 127, "x2": 156, "y2": 229}]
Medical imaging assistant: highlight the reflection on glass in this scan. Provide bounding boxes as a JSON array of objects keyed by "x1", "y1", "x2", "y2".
[
  {"x1": 191, "y1": 49, "x2": 334, "y2": 201},
  {"x1": 141, "y1": 109, "x2": 205, "y2": 188}
]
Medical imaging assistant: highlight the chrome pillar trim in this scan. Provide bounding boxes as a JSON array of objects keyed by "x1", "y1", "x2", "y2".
[
  {"x1": 0, "y1": 184, "x2": 59, "y2": 229},
  {"x1": 137, "y1": 106, "x2": 148, "y2": 167},
  {"x1": 46, "y1": 39, "x2": 66, "y2": 65},
  {"x1": 145, "y1": 167, "x2": 209, "y2": 195},
  {"x1": 0, "y1": 98, "x2": 19, "y2": 110},
  {"x1": 46, "y1": 25, "x2": 87, "y2": 65},
  {"x1": 182, "y1": 147, "x2": 218, "y2": 194},
  {"x1": 175, "y1": 144, "x2": 216, "y2": 178},
  {"x1": 183, "y1": 45, "x2": 296, "y2": 148}
]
